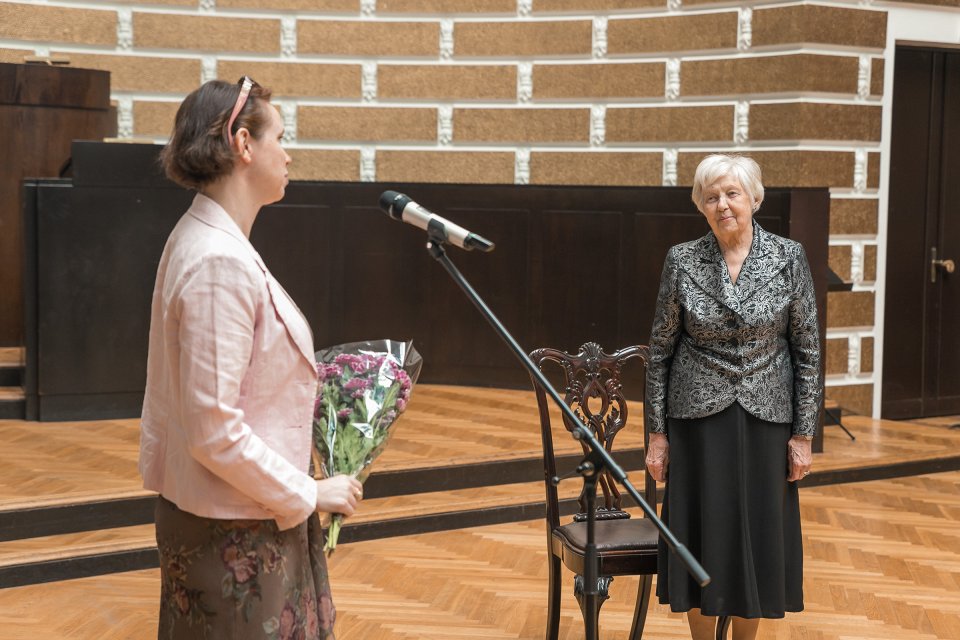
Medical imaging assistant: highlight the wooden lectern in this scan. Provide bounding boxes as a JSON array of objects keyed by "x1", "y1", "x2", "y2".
[{"x1": 0, "y1": 62, "x2": 114, "y2": 348}]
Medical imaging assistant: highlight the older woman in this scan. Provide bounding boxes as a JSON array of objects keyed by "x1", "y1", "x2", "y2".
[
  {"x1": 645, "y1": 154, "x2": 821, "y2": 640},
  {"x1": 140, "y1": 78, "x2": 362, "y2": 639}
]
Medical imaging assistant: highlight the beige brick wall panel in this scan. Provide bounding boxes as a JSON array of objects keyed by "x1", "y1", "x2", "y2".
[
  {"x1": 874, "y1": 0, "x2": 957, "y2": 6},
  {"x1": 825, "y1": 384, "x2": 873, "y2": 416},
  {"x1": 608, "y1": 13, "x2": 739, "y2": 55},
  {"x1": 863, "y1": 245, "x2": 877, "y2": 282},
  {"x1": 533, "y1": 0, "x2": 664, "y2": 10},
  {"x1": 299, "y1": 21, "x2": 439, "y2": 57},
  {"x1": 871, "y1": 58, "x2": 885, "y2": 97},
  {"x1": 288, "y1": 149, "x2": 361, "y2": 181},
  {"x1": 52, "y1": 53, "x2": 200, "y2": 93},
  {"x1": 534, "y1": 63, "x2": 664, "y2": 99},
  {"x1": 454, "y1": 108, "x2": 588, "y2": 144},
  {"x1": 111, "y1": 0, "x2": 196, "y2": 5},
  {"x1": 299, "y1": 106, "x2": 436, "y2": 142},
  {"x1": 377, "y1": 151, "x2": 515, "y2": 183},
  {"x1": 868, "y1": 152, "x2": 881, "y2": 189},
  {"x1": 134, "y1": 14, "x2": 280, "y2": 54},
  {"x1": 683, "y1": 55, "x2": 859, "y2": 97},
  {"x1": 827, "y1": 291, "x2": 874, "y2": 328},
  {"x1": 677, "y1": 151, "x2": 855, "y2": 189},
  {"x1": 752, "y1": 6, "x2": 887, "y2": 49},
  {"x1": 219, "y1": 0, "x2": 358, "y2": 10},
  {"x1": 606, "y1": 105, "x2": 733, "y2": 143},
  {"x1": 454, "y1": 21, "x2": 592, "y2": 57},
  {"x1": 861, "y1": 337, "x2": 874, "y2": 373},
  {"x1": 379, "y1": 65, "x2": 516, "y2": 101},
  {"x1": 531, "y1": 152, "x2": 661, "y2": 186},
  {"x1": 830, "y1": 199, "x2": 878, "y2": 236},
  {"x1": 0, "y1": 49, "x2": 32, "y2": 64},
  {"x1": 218, "y1": 61, "x2": 360, "y2": 99},
  {"x1": 825, "y1": 338, "x2": 849, "y2": 375},
  {"x1": 750, "y1": 104, "x2": 881, "y2": 142},
  {"x1": 134, "y1": 101, "x2": 180, "y2": 138},
  {"x1": 379, "y1": 0, "x2": 516, "y2": 12},
  {"x1": 828, "y1": 245, "x2": 852, "y2": 282},
  {"x1": 0, "y1": 4, "x2": 116, "y2": 46}
]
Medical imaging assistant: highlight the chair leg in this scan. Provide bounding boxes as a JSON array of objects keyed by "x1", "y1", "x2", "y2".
[
  {"x1": 574, "y1": 574, "x2": 612, "y2": 636},
  {"x1": 715, "y1": 615, "x2": 731, "y2": 640},
  {"x1": 628, "y1": 574, "x2": 653, "y2": 640},
  {"x1": 546, "y1": 555, "x2": 562, "y2": 640}
]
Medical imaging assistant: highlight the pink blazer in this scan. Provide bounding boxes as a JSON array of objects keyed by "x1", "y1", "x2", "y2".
[{"x1": 140, "y1": 194, "x2": 319, "y2": 530}]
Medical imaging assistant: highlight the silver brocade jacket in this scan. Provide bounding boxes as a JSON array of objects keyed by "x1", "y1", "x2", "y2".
[{"x1": 645, "y1": 221, "x2": 823, "y2": 437}]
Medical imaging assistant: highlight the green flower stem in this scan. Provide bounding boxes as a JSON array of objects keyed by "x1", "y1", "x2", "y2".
[{"x1": 324, "y1": 514, "x2": 342, "y2": 556}]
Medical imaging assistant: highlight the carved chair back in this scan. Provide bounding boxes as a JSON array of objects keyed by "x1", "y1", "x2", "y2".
[{"x1": 529, "y1": 342, "x2": 653, "y2": 530}]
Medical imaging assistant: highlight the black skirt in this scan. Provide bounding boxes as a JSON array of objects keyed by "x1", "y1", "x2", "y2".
[{"x1": 656, "y1": 402, "x2": 804, "y2": 619}]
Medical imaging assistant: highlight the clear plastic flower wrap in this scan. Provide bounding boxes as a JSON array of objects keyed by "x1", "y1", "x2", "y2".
[{"x1": 312, "y1": 339, "x2": 422, "y2": 555}]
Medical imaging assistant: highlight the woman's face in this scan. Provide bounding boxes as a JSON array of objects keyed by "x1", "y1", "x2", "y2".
[
  {"x1": 700, "y1": 175, "x2": 753, "y2": 239},
  {"x1": 247, "y1": 104, "x2": 291, "y2": 205}
]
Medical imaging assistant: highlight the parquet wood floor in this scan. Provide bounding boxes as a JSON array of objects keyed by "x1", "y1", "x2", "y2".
[
  {"x1": 1, "y1": 385, "x2": 959, "y2": 513},
  {"x1": 1, "y1": 470, "x2": 957, "y2": 639}
]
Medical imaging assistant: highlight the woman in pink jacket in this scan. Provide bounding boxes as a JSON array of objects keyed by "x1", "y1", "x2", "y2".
[{"x1": 140, "y1": 77, "x2": 362, "y2": 640}]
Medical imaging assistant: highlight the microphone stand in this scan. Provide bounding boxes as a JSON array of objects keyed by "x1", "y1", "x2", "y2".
[{"x1": 423, "y1": 232, "x2": 710, "y2": 640}]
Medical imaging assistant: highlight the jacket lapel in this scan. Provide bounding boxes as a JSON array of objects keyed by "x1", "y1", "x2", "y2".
[
  {"x1": 678, "y1": 222, "x2": 789, "y2": 315},
  {"x1": 679, "y1": 234, "x2": 743, "y2": 313},
  {"x1": 734, "y1": 223, "x2": 789, "y2": 305},
  {"x1": 187, "y1": 195, "x2": 317, "y2": 372},
  {"x1": 249, "y1": 250, "x2": 317, "y2": 373}
]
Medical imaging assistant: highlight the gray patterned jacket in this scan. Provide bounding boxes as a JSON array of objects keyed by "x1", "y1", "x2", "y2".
[{"x1": 645, "y1": 222, "x2": 822, "y2": 437}]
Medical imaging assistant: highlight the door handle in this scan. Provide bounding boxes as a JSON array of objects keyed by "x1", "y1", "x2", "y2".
[{"x1": 931, "y1": 247, "x2": 956, "y2": 283}]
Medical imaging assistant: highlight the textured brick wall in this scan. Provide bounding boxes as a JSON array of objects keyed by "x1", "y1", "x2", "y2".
[{"x1": 5, "y1": 0, "x2": 956, "y2": 415}]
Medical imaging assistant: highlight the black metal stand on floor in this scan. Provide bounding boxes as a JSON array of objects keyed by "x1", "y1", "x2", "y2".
[
  {"x1": 716, "y1": 615, "x2": 731, "y2": 639},
  {"x1": 824, "y1": 404, "x2": 856, "y2": 441}
]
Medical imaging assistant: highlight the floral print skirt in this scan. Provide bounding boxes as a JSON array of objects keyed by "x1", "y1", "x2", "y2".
[{"x1": 155, "y1": 496, "x2": 336, "y2": 640}]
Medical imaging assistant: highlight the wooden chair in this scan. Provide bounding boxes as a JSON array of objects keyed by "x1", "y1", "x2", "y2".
[{"x1": 528, "y1": 342, "x2": 659, "y2": 640}]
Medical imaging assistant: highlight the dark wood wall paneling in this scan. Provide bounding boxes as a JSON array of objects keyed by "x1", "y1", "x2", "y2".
[
  {"x1": 0, "y1": 63, "x2": 114, "y2": 347},
  {"x1": 23, "y1": 142, "x2": 830, "y2": 426}
]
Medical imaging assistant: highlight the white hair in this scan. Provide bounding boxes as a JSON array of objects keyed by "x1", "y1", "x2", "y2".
[{"x1": 691, "y1": 154, "x2": 764, "y2": 213}]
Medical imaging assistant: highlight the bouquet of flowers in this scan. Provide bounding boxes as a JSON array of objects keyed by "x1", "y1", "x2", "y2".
[{"x1": 313, "y1": 339, "x2": 422, "y2": 555}]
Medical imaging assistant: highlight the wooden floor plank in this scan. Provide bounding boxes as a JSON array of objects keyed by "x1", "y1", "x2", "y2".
[
  {"x1": 1, "y1": 471, "x2": 958, "y2": 639},
  {"x1": 1, "y1": 386, "x2": 960, "y2": 513}
]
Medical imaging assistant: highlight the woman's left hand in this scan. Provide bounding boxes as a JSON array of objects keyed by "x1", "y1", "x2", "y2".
[{"x1": 786, "y1": 436, "x2": 813, "y2": 482}]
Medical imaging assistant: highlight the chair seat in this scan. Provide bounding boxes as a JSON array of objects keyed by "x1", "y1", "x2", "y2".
[
  {"x1": 554, "y1": 517, "x2": 659, "y2": 554},
  {"x1": 553, "y1": 517, "x2": 659, "y2": 577}
]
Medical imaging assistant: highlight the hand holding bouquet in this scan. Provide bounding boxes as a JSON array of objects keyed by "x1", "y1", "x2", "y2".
[{"x1": 313, "y1": 340, "x2": 422, "y2": 555}]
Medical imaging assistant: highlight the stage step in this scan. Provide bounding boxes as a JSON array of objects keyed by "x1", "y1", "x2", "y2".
[
  {"x1": 0, "y1": 524, "x2": 156, "y2": 588},
  {"x1": 1, "y1": 385, "x2": 958, "y2": 590},
  {"x1": 0, "y1": 348, "x2": 23, "y2": 388},
  {"x1": 0, "y1": 446, "x2": 647, "y2": 543},
  {"x1": 0, "y1": 477, "x2": 630, "y2": 588},
  {"x1": 0, "y1": 387, "x2": 25, "y2": 420}
]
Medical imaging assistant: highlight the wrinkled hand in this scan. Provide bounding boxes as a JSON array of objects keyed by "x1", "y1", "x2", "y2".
[
  {"x1": 645, "y1": 433, "x2": 670, "y2": 483},
  {"x1": 787, "y1": 436, "x2": 813, "y2": 482},
  {"x1": 316, "y1": 474, "x2": 364, "y2": 517}
]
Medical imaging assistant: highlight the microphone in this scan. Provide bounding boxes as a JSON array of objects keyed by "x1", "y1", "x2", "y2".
[{"x1": 378, "y1": 191, "x2": 495, "y2": 252}]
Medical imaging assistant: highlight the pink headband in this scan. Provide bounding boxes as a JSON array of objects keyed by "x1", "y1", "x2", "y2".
[{"x1": 226, "y1": 76, "x2": 254, "y2": 145}]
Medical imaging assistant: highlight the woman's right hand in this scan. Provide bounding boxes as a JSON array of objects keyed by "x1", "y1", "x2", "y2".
[
  {"x1": 315, "y1": 475, "x2": 364, "y2": 517},
  {"x1": 645, "y1": 433, "x2": 669, "y2": 482}
]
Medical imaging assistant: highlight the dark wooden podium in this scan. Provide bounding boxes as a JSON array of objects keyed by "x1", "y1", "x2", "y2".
[
  {"x1": 23, "y1": 139, "x2": 831, "y2": 457},
  {"x1": 0, "y1": 62, "x2": 114, "y2": 348}
]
